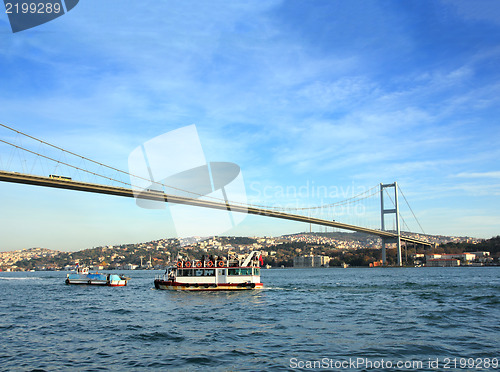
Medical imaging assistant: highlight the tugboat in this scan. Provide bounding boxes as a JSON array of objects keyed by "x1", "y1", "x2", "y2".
[
  {"x1": 65, "y1": 265, "x2": 129, "y2": 286},
  {"x1": 154, "y1": 251, "x2": 263, "y2": 291}
]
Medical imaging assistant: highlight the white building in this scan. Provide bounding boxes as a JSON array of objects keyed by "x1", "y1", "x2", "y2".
[
  {"x1": 426, "y1": 253, "x2": 476, "y2": 264},
  {"x1": 466, "y1": 251, "x2": 490, "y2": 257},
  {"x1": 293, "y1": 255, "x2": 330, "y2": 267},
  {"x1": 426, "y1": 258, "x2": 460, "y2": 267}
]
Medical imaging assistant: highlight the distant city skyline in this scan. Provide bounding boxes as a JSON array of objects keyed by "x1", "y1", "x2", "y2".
[{"x1": 1, "y1": 0, "x2": 500, "y2": 251}]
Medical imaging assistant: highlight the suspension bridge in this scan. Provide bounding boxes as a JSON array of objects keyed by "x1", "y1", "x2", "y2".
[{"x1": 0, "y1": 123, "x2": 433, "y2": 266}]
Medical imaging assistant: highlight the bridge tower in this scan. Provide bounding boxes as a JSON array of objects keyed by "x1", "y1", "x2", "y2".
[{"x1": 380, "y1": 182, "x2": 402, "y2": 266}]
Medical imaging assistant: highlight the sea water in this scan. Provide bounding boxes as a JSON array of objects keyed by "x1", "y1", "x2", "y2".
[{"x1": 0, "y1": 267, "x2": 499, "y2": 371}]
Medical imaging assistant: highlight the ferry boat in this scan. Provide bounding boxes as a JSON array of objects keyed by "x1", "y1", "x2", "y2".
[
  {"x1": 65, "y1": 266, "x2": 129, "y2": 286},
  {"x1": 154, "y1": 251, "x2": 263, "y2": 291}
]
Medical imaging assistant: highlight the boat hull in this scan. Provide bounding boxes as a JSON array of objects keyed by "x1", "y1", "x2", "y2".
[
  {"x1": 65, "y1": 273, "x2": 128, "y2": 286},
  {"x1": 108, "y1": 280, "x2": 127, "y2": 287},
  {"x1": 154, "y1": 279, "x2": 263, "y2": 291},
  {"x1": 65, "y1": 278, "x2": 108, "y2": 285}
]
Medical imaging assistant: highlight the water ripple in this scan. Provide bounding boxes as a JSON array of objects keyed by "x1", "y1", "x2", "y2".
[{"x1": 0, "y1": 268, "x2": 498, "y2": 371}]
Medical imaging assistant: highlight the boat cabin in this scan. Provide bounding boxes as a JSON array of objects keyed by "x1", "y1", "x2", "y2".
[{"x1": 155, "y1": 251, "x2": 263, "y2": 290}]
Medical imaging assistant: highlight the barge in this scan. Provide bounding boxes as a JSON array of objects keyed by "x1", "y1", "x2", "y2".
[{"x1": 65, "y1": 266, "x2": 129, "y2": 286}]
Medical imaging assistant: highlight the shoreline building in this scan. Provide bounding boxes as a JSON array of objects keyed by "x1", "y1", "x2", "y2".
[
  {"x1": 425, "y1": 252, "x2": 492, "y2": 267},
  {"x1": 293, "y1": 255, "x2": 330, "y2": 268},
  {"x1": 426, "y1": 258, "x2": 461, "y2": 267}
]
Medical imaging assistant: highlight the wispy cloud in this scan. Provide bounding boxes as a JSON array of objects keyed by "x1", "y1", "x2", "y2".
[
  {"x1": 454, "y1": 171, "x2": 500, "y2": 179},
  {"x1": 442, "y1": 0, "x2": 500, "y2": 25}
]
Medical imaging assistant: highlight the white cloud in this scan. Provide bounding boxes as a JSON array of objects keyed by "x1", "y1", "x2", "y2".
[
  {"x1": 442, "y1": 0, "x2": 500, "y2": 25},
  {"x1": 454, "y1": 171, "x2": 500, "y2": 179}
]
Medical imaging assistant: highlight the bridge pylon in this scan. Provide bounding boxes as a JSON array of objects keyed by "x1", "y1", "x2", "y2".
[{"x1": 380, "y1": 182, "x2": 402, "y2": 266}]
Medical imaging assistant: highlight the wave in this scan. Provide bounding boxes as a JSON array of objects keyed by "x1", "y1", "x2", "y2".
[
  {"x1": 109, "y1": 308, "x2": 134, "y2": 314},
  {"x1": 132, "y1": 331, "x2": 185, "y2": 342}
]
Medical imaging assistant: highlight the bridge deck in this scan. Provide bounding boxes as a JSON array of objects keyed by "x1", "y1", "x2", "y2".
[{"x1": 0, "y1": 170, "x2": 432, "y2": 246}]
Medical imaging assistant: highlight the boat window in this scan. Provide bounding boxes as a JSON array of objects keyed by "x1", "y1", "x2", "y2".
[
  {"x1": 217, "y1": 269, "x2": 226, "y2": 276},
  {"x1": 178, "y1": 269, "x2": 215, "y2": 277},
  {"x1": 228, "y1": 268, "x2": 253, "y2": 276},
  {"x1": 253, "y1": 268, "x2": 260, "y2": 275}
]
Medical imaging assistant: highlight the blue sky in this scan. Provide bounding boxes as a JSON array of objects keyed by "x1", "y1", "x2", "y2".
[{"x1": 1, "y1": 0, "x2": 500, "y2": 251}]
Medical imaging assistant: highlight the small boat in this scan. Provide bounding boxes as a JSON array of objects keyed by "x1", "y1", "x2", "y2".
[
  {"x1": 65, "y1": 266, "x2": 129, "y2": 286},
  {"x1": 154, "y1": 251, "x2": 263, "y2": 291}
]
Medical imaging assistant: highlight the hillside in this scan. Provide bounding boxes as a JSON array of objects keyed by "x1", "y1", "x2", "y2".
[{"x1": 1, "y1": 233, "x2": 497, "y2": 271}]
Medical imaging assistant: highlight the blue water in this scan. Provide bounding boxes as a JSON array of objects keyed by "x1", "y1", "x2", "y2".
[{"x1": 0, "y1": 267, "x2": 499, "y2": 371}]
